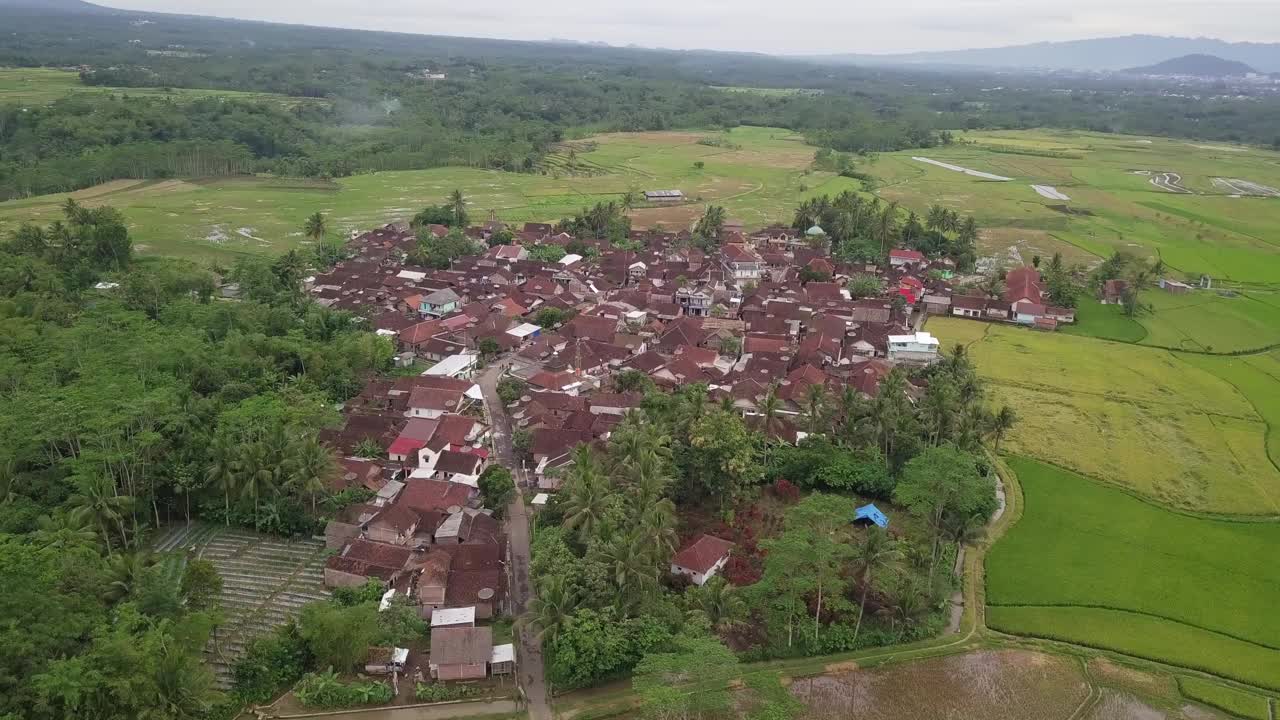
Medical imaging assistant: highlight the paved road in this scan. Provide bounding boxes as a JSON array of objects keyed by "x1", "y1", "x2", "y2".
[{"x1": 478, "y1": 365, "x2": 551, "y2": 720}]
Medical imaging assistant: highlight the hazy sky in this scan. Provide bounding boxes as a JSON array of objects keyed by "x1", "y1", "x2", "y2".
[{"x1": 98, "y1": 0, "x2": 1280, "y2": 54}]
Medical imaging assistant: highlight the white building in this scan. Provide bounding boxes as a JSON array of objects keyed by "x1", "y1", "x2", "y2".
[
  {"x1": 887, "y1": 331, "x2": 941, "y2": 365},
  {"x1": 431, "y1": 606, "x2": 477, "y2": 628},
  {"x1": 670, "y1": 535, "x2": 734, "y2": 586}
]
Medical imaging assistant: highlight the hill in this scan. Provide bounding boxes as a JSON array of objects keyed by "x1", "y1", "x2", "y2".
[
  {"x1": 0, "y1": 0, "x2": 102, "y2": 10},
  {"x1": 816, "y1": 35, "x2": 1280, "y2": 73},
  {"x1": 1125, "y1": 53, "x2": 1256, "y2": 77}
]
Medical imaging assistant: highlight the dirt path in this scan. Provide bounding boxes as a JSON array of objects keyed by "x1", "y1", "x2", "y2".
[
  {"x1": 478, "y1": 364, "x2": 550, "y2": 720},
  {"x1": 289, "y1": 699, "x2": 519, "y2": 720}
]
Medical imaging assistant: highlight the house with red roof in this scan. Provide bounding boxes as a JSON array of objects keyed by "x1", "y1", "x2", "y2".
[
  {"x1": 670, "y1": 535, "x2": 734, "y2": 586},
  {"x1": 889, "y1": 249, "x2": 926, "y2": 267}
]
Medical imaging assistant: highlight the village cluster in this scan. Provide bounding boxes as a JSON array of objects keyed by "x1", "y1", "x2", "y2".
[{"x1": 304, "y1": 216, "x2": 1078, "y2": 683}]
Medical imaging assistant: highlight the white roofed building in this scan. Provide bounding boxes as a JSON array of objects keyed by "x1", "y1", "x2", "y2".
[{"x1": 887, "y1": 331, "x2": 941, "y2": 365}]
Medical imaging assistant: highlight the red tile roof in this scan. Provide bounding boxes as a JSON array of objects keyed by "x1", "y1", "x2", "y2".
[{"x1": 672, "y1": 535, "x2": 734, "y2": 574}]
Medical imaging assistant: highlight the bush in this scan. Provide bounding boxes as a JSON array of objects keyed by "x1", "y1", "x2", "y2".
[
  {"x1": 414, "y1": 682, "x2": 480, "y2": 702},
  {"x1": 295, "y1": 670, "x2": 393, "y2": 709},
  {"x1": 232, "y1": 622, "x2": 311, "y2": 704},
  {"x1": 497, "y1": 377, "x2": 527, "y2": 405}
]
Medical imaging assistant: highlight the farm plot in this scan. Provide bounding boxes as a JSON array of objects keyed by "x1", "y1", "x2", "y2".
[
  {"x1": 1031, "y1": 184, "x2": 1071, "y2": 200},
  {"x1": 789, "y1": 650, "x2": 1089, "y2": 720},
  {"x1": 987, "y1": 457, "x2": 1280, "y2": 691},
  {"x1": 910, "y1": 157, "x2": 1013, "y2": 181},
  {"x1": 1177, "y1": 677, "x2": 1272, "y2": 720},
  {"x1": 152, "y1": 522, "x2": 330, "y2": 688},
  {"x1": 1211, "y1": 178, "x2": 1280, "y2": 197},
  {"x1": 927, "y1": 317, "x2": 1280, "y2": 514},
  {"x1": 1150, "y1": 172, "x2": 1194, "y2": 194}
]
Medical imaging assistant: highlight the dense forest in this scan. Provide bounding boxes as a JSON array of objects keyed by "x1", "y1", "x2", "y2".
[{"x1": 3, "y1": 2, "x2": 1278, "y2": 201}]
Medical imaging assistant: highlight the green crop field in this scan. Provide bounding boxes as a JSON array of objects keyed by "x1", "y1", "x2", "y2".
[
  {"x1": 869, "y1": 129, "x2": 1280, "y2": 285},
  {"x1": 0, "y1": 126, "x2": 847, "y2": 261},
  {"x1": 1178, "y1": 677, "x2": 1272, "y2": 720},
  {"x1": 0, "y1": 67, "x2": 316, "y2": 106},
  {"x1": 1067, "y1": 290, "x2": 1280, "y2": 353},
  {"x1": 927, "y1": 317, "x2": 1280, "y2": 514},
  {"x1": 987, "y1": 457, "x2": 1280, "y2": 692}
]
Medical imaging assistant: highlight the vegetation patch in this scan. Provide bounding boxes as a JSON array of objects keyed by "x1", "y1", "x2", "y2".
[
  {"x1": 1177, "y1": 677, "x2": 1271, "y2": 720},
  {"x1": 987, "y1": 458, "x2": 1280, "y2": 690}
]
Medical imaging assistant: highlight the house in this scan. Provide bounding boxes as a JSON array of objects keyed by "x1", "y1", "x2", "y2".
[
  {"x1": 424, "y1": 352, "x2": 480, "y2": 379},
  {"x1": 720, "y1": 244, "x2": 762, "y2": 282},
  {"x1": 429, "y1": 626, "x2": 493, "y2": 680},
  {"x1": 420, "y1": 288, "x2": 462, "y2": 317},
  {"x1": 324, "y1": 539, "x2": 412, "y2": 588},
  {"x1": 889, "y1": 249, "x2": 926, "y2": 267},
  {"x1": 670, "y1": 534, "x2": 734, "y2": 586},
  {"x1": 923, "y1": 294, "x2": 952, "y2": 315},
  {"x1": 1005, "y1": 267, "x2": 1045, "y2": 309},
  {"x1": 1043, "y1": 306, "x2": 1076, "y2": 324},
  {"x1": 407, "y1": 387, "x2": 466, "y2": 420},
  {"x1": 434, "y1": 450, "x2": 484, "y2": 486},
  {"x1": 853, "y1": 503, "x2": 889, "y2": 528},
  {"x1": 675, "y1": 286, "x2": 714, "y2": 317},
  {"x1": 490, "y1": 644, "x2": 515, "y2": 676},
  {"x1": 365, "y1": 647, "x2": 409, "y2": 675},
  {"x1": 431, "y1": 606, "x2": 476, "y2": 629},
  {"x1": 887, "y1": 331, "x2": 941, "y2": 364},
  {"x1": 1159, "y1": 278, "x2": 1192, "y2": 294},
  {"x1": 644, "y1": 189, "x2": 685, "y2": 204},
  {"x1": 1014, "y1": 303, "x2": 1047, "y2": 326},
  {"x1": 1101, "y1": 279, "x2": 1128, "y2": 305},
  {"x1": 951, "y1": 295, "x2": 986, "y2": 319},
  {"x1": 364, "y1": 504, "x2": 421, "y2": 545}
]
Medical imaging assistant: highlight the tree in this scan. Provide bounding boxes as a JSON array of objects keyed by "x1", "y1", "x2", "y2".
[
  {"x1": 68, "y1": 474, "x2": 133, "y2": 552},
  {"x1": 180, "y1": 559, "x2": 223, "y2": 611},
  {"x1": 477, "y1": 337, "x2": 502, "y2": 362},
  {"x1": 717, "y1": 336, "x2": 741, "y2": 358},
  {"x1": 448, "y1": 189, "x2": 468, "y2": 227},
  {"x1": 894, "y1": 445, "x2": 996, "y2": 583},
  {"x1": 685, "y1": 577, "x2": 746, "y2": 632},
  {"x1": 804, "y1": 383, "x2": 828, "y2": 435},
  {"x1": 524, "y1": 572, "x2": 579, "y2": 644},
  {"x1": 376, "y1": 596, "x2": 426, "y2": 646},
  {"x1": 682, "y1": 410, "x2": 762, "y2": 509},
  {"x1": 851, "y1": 527, "x2": 901, "y2": 642},
  {"x1": 299, "y1": 601, "x2": 379, "y2": 672},
  {"x1": 206, "y1": 435, "x2": 240, "y2": 525},
  {"x1": 534, "y1": 307, "x2": 568, "y2": 329},
  {"x1": 560, "y1": 446, "x2": 612, "y2": 545},
  {"x1": 989, "y1": 405, "x2": 1017, "y2": 452},
  {"x1": 847, "y1": 274, "x2": 882, "y2": 299},
  {"x1": 287, "y1": 435, "x2": 335, "y2": 513},
  {"x1": 693, "y1": 205, "x2": 727, "y2": 240},
  {"x1": 303, "y1": 212, "x2": 328, "y2": 243},
  {"x1": 478, "y1": 465, "x2": 516, "y2": 516}
]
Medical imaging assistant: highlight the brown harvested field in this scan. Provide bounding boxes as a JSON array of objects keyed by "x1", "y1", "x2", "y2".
[
  {"x1": 1087, "y1": 658, "x2": 1180, "y2": 704},
  {"x1": 70, "y1": 179, "x2": 147, "y2": 199},
  {"x1": 627, "y1": 205, "x2": 707, "y2": 229},
  {"x1": 790, "y1": 650, "x2": 1089, "y2": 720},
  {"x1": 587, "y1": 130, "x2": 710, "y2": 145},
  {"x1": 1084, "y1": 689, "x2": 1229, "y2": 720},
  {"x1": 978, "y1": 227, "x2": 1099, "y2": 268}
]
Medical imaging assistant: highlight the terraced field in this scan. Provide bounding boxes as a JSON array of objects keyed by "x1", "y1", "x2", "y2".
[{"x1": 152, "y1": 523, "x2": 330, "y2": 688}]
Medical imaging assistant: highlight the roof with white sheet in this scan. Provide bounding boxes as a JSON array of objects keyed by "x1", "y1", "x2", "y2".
[{"x1": 431, "y1": 606, "x2": 476, "y2": 627}]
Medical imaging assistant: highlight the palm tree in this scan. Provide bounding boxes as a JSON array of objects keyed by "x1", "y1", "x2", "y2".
[
  {"x1": 448, "y1": 189, "x2": 468, "y2": 227},
  {"x1": 879, "y1": 572, "x2": 928, "y2": 632},
  {"x1": 851, "y1": 528, "x2": 901, "y2": 642},
  {"x1": 595, "y1": 530, "x2": 657, "y2": 610},
  {"x1": 234, "y1": 442, "x2": 278, "y2": 530},
  {"x1": 103, "y1": 551, "x2": 155, "y2": 603},
  {"x1": 151, "y1": 641, "x2": 217, "y2": 720},
  {"x1": 68, "y1": 475, "x2": 134, "y2": 553},
  {"x1": 757, "y1": 385, "x2": 783, "y2": 438},
  {"x1": 925, "y1": 204, "x2": 947, "y2": 233},
  {"x1": 205, "y1": 436, "x2": 240, "y2": 525},
  {"x1": 688, "y1": 577, "x2": 746, "y2": 632},
  {"x1": 523, "y1": 574, "x2": 579, "y2": 643},
  {"x1": 621, "y1": 189, "x2": 637, "y2": 213},
  {"x1": 876, "y1": 201, "x2": 899, "y2": 255},
  {"x1": 0, "y1": 456, "x2": 18, "y2": 506},
  {"x1": 32, "y1": 513, "x2": 99, "y2": 551},
  {"x1": 561, "y1": 446, "x2": 610, "y2": 545},
  {"x1": 303, "y1": 212, "x2": 328, "y2": 243},
  {"x1": 288, "y1": 436, "x2": 335, "y2": 513},
  {"x1": 637, "y1": 500, "x2": 678, "y2": 562},
  {"x1": 804, "y1": 383, "x2": 828, "y2": 436},
  {"x1": 989, "y1": 406, "x2": 1017, "y2": 452}
]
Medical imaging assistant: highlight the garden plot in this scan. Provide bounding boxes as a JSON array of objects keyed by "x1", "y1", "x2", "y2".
[
  {"x1": 152, "y1": 523, "x2": 330, "y2": 688},
  {"x1": 911, "y1": 157, "x2": 1013, "y2": 181},
  {"x1": 1031, "y1": 184, "x2": 1070, "y2": 200},
  {"x1": 1149, "y1": 172, "x2": 1194, "y2": 194},
  {"x1": 1211, "y1": 178, "x2": 1280, "y2": 197}
]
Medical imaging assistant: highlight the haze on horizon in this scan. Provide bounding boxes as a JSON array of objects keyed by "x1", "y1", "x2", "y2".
[{"x1": 96, "y1": 0, "x2": 1280, "y2": 55}]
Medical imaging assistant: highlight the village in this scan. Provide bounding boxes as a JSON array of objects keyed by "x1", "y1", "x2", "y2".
[{"x1": 297, "y1": 209, "x2": 1091, "y2": 694}]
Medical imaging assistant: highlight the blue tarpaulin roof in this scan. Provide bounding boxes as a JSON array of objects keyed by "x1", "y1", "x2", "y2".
[{"x1": 854, "y1": 503, "x2": 889, "y2": 528}]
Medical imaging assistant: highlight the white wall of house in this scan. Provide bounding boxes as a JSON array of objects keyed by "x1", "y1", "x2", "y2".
[
  {"x1": 671, "y1": 555, "x2": 729, "y2": 586},
  {"x1": 408, "y1": 407, "x2": 446, "y2": 420}
]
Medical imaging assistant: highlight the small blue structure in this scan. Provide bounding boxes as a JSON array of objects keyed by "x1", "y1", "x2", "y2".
[{"x1": 853, "y1": 503, "x2": 889, "y2": 529}]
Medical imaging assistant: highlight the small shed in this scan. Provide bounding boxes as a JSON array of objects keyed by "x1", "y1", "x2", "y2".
[
  {"x1": 365, "y1": 646, "x2": 410, "y2": 675},
  {"x1": 506, "y1": 322, "x2": 543, "y2": 340},
  {"x1": 853, "y1": 503, "x2": 889, "y2": 529},
  {"x1": 531, "y1": 493, "x2": 550, "y2": 510},
  {"x1": 432, "y1": 606, "x2": 477, "y2": 628},
  {"x1": 490, "y1": 643, "x2": 515, "y2": 675}
]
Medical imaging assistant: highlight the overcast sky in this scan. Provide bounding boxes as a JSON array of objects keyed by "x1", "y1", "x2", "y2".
[{"x1": 97, "y1": 0, "x2": 1280, "y2": 55}]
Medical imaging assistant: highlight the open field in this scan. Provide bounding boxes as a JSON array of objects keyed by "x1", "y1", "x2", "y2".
[
  {"x1": 871, "y1": 130, "x2": 1280, "y2": 284},
  {"x1": 987, "y1": 458, "x2": 1280, "y2": 691},
  {"x1": 152, "y1": 522, "x2": 330, "y2": 688},
  {"x1": 0, "y1": 126, "x2": 844, "y2": 261},
  {"x1": 0, "y1": 67, "x2": 317, "y2": 106},
  {"x1": 1177, "y1": 677, "x2": 1272, "y2": 720},
  {"x1": 927, "y1": 317, "x2": 1280, "y2": 514}
]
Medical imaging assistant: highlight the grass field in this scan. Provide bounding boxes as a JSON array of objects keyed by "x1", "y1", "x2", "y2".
[
  {"x1": 1177, "y1": 677, "x2": 1271, "y2": 720},
  {"x1": 870, "y1": 129, "x2": 1280, "y2": 285},
  {"x1": 0, "y1": 127, "x2": 847, "y2": 261},
  {"x1": 1067, "y1": 290, "x2": 1280, "y2": 353},
  {"x1": 0, "y1": 67, "x2": 315, "y2": 106},
  {"x1": 986, "y1": 457, "x2": 1280, "y2": 691},
  {"x1": 927, "y1": 317, "x2": 1280, "y2": 514}
]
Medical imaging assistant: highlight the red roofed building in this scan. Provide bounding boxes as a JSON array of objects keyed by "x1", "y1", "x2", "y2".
[
  {"x1": 1005, "y1": 266, "x2": 1045, "y2": 309},
  {"x1": 889, "y1": 249, "x2": 926, "y2": 267},
  {"x1": 670, "y1": 535, "x2": 734, "y2": 586},
  {"x1": 398, "y1": 478, "x2": 474, "y2": 514}
]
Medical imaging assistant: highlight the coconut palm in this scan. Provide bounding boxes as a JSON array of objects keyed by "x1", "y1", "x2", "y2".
[
  {"x1": 561, "y1": 446, "x2": 611, "y2": 545},
  {"x1": 32, "y1": 512, "x2": 99, "y2": 551},
  {"x1": 68, "y1": 475, "x2": 134, "y2": 553},
  {"x1": 757, "y1": 385, "x2": 784, "y2": 439},
  {"x1": 688, "y1": 576, "x2": 746, "y2": 632},
  {"x1": 637, "y1": 499, "x2": 678, "y2": 562},
  {"x1": 448, "y1": 189, "x2": 468, "y2": 227},
  {"x1": 103, "y1": 550, "x2": 155, "y2": 603},
  {"x1": 851, "y1": 528, "x2": 902, "y2": 642},
  {"x1": 0, "y1": 456, "x2": 18, "y2": 506},
  {"x1": 204, "y1": 435, "x2": 240, "y2": 525},
  {"x1": 989, "y1": 405, "x2": 1017, "y2": 452},
  {"x1": 234, "y1": 442, "x2": 278, "y2": 530},
  {"x1": 595, "y1": 530, "x2": 657, "y2": 609},
  {"x1": 522, "y1": 573, "x2": 579, "y2": 643},
  {"x1": 804, "y1": 383, "x2": 828, "y2": 436},
  {"x1": 288, "y1": 435, "x2": 335, "y2": 513},
  {"x1": 303, "y1": 212, "x2": 328, "y2": 242},
  {"x1": 879, "y1": 572, "x2": 929, "y2": 632}
]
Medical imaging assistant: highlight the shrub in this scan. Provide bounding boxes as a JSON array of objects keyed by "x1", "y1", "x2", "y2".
[
  {"x1": 295, "y1": 670, "x2": 393, "y2": 709},
  {"x1": 414, "y1": 682, "x2": 480, "y2": 702},
  {"x1": 232, "y1": 622, "x2": 311, "y2": 704},
  {"x1": 497, "y1": 377, "x2": 527, "y2": 405}
]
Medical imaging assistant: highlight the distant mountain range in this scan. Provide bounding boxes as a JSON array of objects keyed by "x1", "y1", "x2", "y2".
[
  {"x1": 813, "y1": 35, "x2": 1280, "y2": 74},
  {"x1": 1125, "y1": 54, "x2": 1257, "y2": 77},
  {"x1": 0, "y1": 0, "x2": 104, "y2": 10}
]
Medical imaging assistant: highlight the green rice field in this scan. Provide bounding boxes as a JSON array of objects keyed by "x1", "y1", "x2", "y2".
[
  {"x1": 987, "y1": 457, "x2": 1280, "y2": 692},
  {"x1": 0, "y1": 67, "x2": 316, "y2": 106},
  {"x1": 872, "y1": 129, "x2": 1280, "y2": 285},
  {"x1": 1177, "y1": 677, "x2": 1271, "y2": 720},
  {"x1": 1066, "y1": 289, "x2": 1280, "y2": 353},
  {"x1": 0, "y1": 127, "x2": 851, "y2": 261}
]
